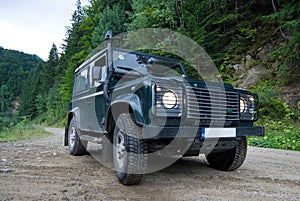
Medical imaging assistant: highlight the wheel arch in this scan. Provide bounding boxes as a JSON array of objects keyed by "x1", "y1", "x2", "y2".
[{"x1": 106, "y1": 94, "x2": 144, "y2": 140}]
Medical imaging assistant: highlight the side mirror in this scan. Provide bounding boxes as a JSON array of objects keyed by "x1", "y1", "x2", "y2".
[{"x1": 92, "y1": 66, "x2": 102, "y2": 81}]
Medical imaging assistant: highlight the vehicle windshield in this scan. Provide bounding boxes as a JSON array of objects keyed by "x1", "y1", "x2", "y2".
[{"x1": 113, "y1": 50, "x2": 186, "y2": 77}]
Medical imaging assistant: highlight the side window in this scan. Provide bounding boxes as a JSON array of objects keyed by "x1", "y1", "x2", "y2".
[
  {"x1": 74, "y1": 67, "x2": 89, "y2": 93},
  {"x1": 91, "y1": 55, "x2": 107, "y2": 87}
]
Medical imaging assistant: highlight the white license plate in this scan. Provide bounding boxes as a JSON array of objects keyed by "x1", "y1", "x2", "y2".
[{"x1": 201, "y1": 128, "x2": 236, "y2": 138}]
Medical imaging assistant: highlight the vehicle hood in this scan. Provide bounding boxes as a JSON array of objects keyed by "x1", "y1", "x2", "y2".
[{"x1": 183, "y1": 77, "x2": 235, "y2": 91}]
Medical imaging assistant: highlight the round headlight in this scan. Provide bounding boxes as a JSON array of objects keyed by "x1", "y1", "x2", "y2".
[
  {"x1": 240, "y1": 97, "x2": 247, "y2": 113},
  {"x1": 162, "y1": 90, "x2": 178, "y2": 109}
]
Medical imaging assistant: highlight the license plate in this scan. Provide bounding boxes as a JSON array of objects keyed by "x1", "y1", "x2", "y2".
[{"x1": 201, "y1": 128, "x2": 236, "y2": 138}]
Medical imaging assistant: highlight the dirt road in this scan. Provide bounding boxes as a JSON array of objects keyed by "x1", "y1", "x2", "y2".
[{"x1": 0, "y1": 128, "x2": 299, "y2": 201}]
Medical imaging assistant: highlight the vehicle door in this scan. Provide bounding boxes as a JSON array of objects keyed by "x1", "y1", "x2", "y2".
[
  {"x1": 72, "y1": 66, "x2": 91, "y2": 132},
  {"x1": 89, "y1": 53, "x2": 108, "y2": 134}
]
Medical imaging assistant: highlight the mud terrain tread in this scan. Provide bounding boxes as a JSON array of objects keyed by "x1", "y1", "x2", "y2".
[
  {"x1": 227, "y1": 136, "x2": 247, "y2": 170},
  {"x1": 114, "y1": 113, "x2": 148, "y2": 185},
  {"x1": 206, "y1": 137, "x2": 247, "y2": 171}
]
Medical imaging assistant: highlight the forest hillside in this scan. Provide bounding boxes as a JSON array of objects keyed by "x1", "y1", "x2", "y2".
[{"x1": 0, "y1": 47, "x2": 43, "y2": 127}]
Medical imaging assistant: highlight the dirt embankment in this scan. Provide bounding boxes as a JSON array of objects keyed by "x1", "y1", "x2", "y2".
[{"x1": 0, "y1": 128, "x2": 299, "y2": 201}]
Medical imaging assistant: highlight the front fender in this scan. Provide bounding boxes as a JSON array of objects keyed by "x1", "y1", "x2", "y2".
[
  {"x1": 68, "y1": 107, "x2": 80, "y2": 127},
  {"x1": 108, "y1": 94, "x2": 144, "y2": 126}
]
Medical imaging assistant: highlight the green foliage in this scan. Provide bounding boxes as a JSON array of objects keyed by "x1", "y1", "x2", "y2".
[
  {"x1": 60, "y1": 62, "x2": 77, "y2": 103},
  {"x1": 0, "y1": 85, "x2": 11, "y2": 113},
  {"x1": 92, "y1": 4, "x2": 128, "y2": 46},
  {"x1": 248, "y1": 80, "x2": 300, "y2": 151},
  {"x1": 249, "y1": 81, "x2": 290, "y2": 119},
  {"x1": 128, "y1": 0, "x2": 177, "y2": 30},
  {"x1": 60, "y1": 1, "x2": 92, "y2": 102},
  {"x1": 249, "y1": 119, "x2": 300, "y2": 151},
  {"x1": 45, "y1": 82, "x2": 67, "y2": 126},
  {"x1": 263, "y1": 0, "x2": 300, "y2": 83},
  {"x1": 0, "y1": 47, "x2": 43, "y2": 113},
  {"x1": 18, "y1": 72, "x2": 39, "y2": 118},
  {"x1": 0, "y1": 120, "x2": 50, "y2": 142},
  {"x1": 0, "y1": 113, "x2": 19, "y2": 132},
  {"x1": 35, "y1": 94, "x2": 47, "y2": 116}
]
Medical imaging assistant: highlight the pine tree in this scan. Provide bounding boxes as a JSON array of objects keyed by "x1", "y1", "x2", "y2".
[
  {"x1": 92, "y1": 4, "x2": 127, "y2": 47},
  {"x1": 0, "y1": 85, "x2": 11, "y2": 113},
  {"x1": 19, "y1": 72, "x2": 39, "y2": 118},
  {"x1": 48, "y1": 43, "x2": 60, "y2": 78},
  {"x1": 267, "y1": 0, "x2": 300, "y2": 81},
  {"x1": 60, "y1": 0, "x2": 87, "y2": 102}
]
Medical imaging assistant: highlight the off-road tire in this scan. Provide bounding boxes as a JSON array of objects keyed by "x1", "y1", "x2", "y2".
[
  {"x1": 205, "y1": 137, "x2": 247, "y2": 171},
  {"x1": 113, "y1": 113, "x2": 147, "y2": 185},
  {"x1": 68, "y1": 117, "x2": 87, "y2": 156}
]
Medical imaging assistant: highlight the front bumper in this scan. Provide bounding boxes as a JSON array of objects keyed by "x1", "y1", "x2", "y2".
[
  {"x1": 143, "y1": 126, "x2": 264, "y2": 155},
  {"x1": 142, "y1": 126, "x2": 264, "y2": 140}
]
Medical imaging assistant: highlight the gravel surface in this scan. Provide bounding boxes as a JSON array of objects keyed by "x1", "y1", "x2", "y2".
[{"x1": 0, "y1": 128, "x2": 299, "y2": 201}]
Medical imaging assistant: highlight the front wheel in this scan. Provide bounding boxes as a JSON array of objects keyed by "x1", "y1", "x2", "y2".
[
  {"x1": 113, "y1": 113, "x2": 147, "y2": 185},
  {"x1": 205, "y1": 137, "x2": 247, "y2": 171},
  {"x1": 68, "y1": 117, "x2": 87, "y2": 156}
]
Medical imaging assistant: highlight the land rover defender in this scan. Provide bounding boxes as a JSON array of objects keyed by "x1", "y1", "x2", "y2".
[{"x1": 65, "y1": 31, "x2": 264, "y2": 185}]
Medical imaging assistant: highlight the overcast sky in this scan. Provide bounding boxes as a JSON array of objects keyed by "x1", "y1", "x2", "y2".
[{"x1": 0, "y1": 0, "x2": 90, "y2": 60}]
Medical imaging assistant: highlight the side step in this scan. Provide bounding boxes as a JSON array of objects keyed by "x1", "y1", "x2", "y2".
[{"x1": 80, "y1": 135, "x2": 103, "y2": 144}]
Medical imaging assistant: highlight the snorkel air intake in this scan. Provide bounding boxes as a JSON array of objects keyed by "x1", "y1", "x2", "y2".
[{"x1": 104, "y1": 30, "x2": 114, "y2": 102}]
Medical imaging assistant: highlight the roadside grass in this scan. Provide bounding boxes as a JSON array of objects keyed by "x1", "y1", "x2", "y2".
[
  {"x1": 0, "y1": 123, "x2": 51, "y2": 142},
  {"x1": 249, "y1": 119, "x2": 300, "y2": 151},
  {"x1": 33, "y1": 113, "x2": 67, "y2": 129}
]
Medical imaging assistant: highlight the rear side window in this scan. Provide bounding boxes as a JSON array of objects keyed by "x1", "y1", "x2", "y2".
[{"x1": 74, "y1": 68, "x2": 89, "y2": 93}]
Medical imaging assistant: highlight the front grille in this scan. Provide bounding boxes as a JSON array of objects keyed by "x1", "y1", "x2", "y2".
[{"x1": 186, "y1": 86, "x2": 239, "y2": 121}]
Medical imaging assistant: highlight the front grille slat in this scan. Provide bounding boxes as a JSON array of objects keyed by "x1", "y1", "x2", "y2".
[
  {"x1": 186, "y1": 86, "x2": 240, "y2": 122},
  {"x1": 188, "y1": 95, "x2": 238, "y2": 102}
]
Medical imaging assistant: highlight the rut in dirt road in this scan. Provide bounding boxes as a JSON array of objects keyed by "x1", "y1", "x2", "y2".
[{"x1": 0, "y1": 128, "x2": 299, "y2": 201}]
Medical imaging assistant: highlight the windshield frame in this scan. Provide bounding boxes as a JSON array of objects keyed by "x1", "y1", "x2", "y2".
[{"x1": 113, "y1": 48, "x2": 188, "y2": 78}]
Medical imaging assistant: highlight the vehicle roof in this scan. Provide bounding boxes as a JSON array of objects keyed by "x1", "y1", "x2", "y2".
[
  {"x1": 75, "y1": 48, "x2": 107, "y2": 73},
  {"x1": 74, "y1": 48, "x2": 182, "y2": 73}
]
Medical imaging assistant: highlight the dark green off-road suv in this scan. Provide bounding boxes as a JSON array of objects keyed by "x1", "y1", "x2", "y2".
[{"x1": 65, "y1": 32, "x2": 264, "y2": 185}]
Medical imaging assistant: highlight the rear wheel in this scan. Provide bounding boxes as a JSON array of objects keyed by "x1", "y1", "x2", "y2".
[
  {"x1": 113, "y1": 113, "x2": 147, "y2": 185},
  {"x1": 205, "y1": 137, "x2": 247, "y2": 171},
  {"x1": 68, "y1": 117, "x2": 87, "y2": 156}
]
